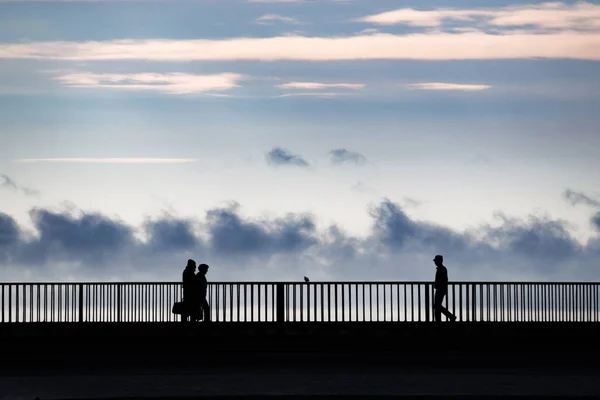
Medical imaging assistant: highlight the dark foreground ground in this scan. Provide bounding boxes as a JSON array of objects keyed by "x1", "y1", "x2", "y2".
[{"x1": 1, "y1": 322, "x2": 600, "y2": 398}]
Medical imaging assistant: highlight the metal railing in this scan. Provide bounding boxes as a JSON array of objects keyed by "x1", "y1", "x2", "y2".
[{"x1": 1, "y1": 281, "x2": 599, "y2": 323}]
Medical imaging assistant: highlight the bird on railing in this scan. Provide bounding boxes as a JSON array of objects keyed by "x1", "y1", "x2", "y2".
[{"x1": 304, "y1": 276, "x2": 310, "y2": 283}]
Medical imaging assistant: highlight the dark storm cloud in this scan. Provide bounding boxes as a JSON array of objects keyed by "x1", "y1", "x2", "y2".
[
  {"x1": 329, "y1": 148, "x2": 366, "y2": 165},
  {"x1": 266, "y1": 147, "x2": 309, "y2": 167}
]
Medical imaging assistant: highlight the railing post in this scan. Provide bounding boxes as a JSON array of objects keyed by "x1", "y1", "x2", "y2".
[
  {"x1": 425, "y1": 284, "x2": 430, "y2": 322},
  {"x1": 8, "y1": 285, "x2": 12, "y2": 323},
  {"x1": 276, "y1": 283, "x2": 285, "y2": 324},
  {"x1": 117, "y1": 285, "x2": 122, "y2": 323},
  {"x1": 472, "y1": 285, "x2": 477, "y2": 322},
  {"x1": 78, "y1": 284, "x2": 83, "y2": 323}
]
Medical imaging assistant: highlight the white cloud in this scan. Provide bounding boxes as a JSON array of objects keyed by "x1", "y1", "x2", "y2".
[
  {"x1": 13, "y1": 158, "x2": 199, "y2": 163},
  {"x1": 256, "y1": 14, "x2": 300, "y2": 24},
  {"x1": 274, "y1": 92, "x2": 349, "y2": 98},
  {"x1": 357, "y1": 2, "x2": 600, "y2": 31},
  {"x1": 405, "y1": 82, "x2": 491, "y2": 91},
  {"x1": 248, "y1": 0, "x2": 306, "y2": 2},
  {"x1": 53, "y1": 72, "x2": 244, "y2": 94},
  {"x1": 278, "y1": 81, "x2": 364, "y2": 90},
  {"x1": 1, "y1": 31, "x2": 598, "y2": 61},
  {"x1": 357, "y1": 28, "x2": 380, "y2": 35}
]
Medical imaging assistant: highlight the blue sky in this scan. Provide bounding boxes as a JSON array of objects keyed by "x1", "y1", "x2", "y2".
[{"x1": 0, "y1": 0, "x2": 599, "y2": 282}]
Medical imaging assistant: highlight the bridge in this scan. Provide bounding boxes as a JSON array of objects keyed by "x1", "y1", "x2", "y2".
[{"x1": 2, "y1": 280, "x2": 600, "y2": 397}]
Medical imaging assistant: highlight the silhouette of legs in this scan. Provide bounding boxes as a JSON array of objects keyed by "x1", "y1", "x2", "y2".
[
  {"x1": 434, "y1": 289, "x2": 456, "y2": 322},
  {"x1": 200, "y1": 298, "x2": 210, "y2": 322}
]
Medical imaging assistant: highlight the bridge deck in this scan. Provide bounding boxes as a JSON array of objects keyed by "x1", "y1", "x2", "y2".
[{"x1": 2, "y1": 322, "x2": 600, "y2": 398}]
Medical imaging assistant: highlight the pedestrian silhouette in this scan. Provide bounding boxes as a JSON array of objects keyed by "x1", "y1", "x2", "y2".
[
  {"x1": 196, "y1": 263, "x2": 211, "y2": 322},
  {"x1": 181, "y1": 259, "x2": 197, "y2": 322},
  {"x1": 433, "y1": 255, "x2": 457, "y2": 322},
  {"x1": 304, "y1": 276, "x2": 310, "y2": 283}
]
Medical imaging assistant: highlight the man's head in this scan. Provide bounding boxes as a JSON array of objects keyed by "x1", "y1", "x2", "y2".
[
  {"x1": 433, "y1": 255, "x2": 443, "y2": 267},
  {"x1": 198, "y1": 263, "x2": 209, "y2": 274},
  {"x1": 186, "y1": 259, "x2": 196, "y2": 269}
]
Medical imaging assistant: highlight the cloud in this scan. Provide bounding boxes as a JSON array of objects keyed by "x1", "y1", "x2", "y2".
[
  {"x1": 563, "y1": 189, "x2": 600, "y2": 209},
  {"x1": 278, "y1": 82, "x2": 364, "y2": 90},
  {"x1": 248, "y1": 0, "x2": 305, "y2": 2},
  {"x1": 0, "y1": 175, "x2": 18, "y2": 191},
  {"x1": 266, "y1": 147, "x2": 309, "y2": 167},
  {"x1": 206, "y1": 202, "x2": 317, "y2": 258},
  {"x1": 13, "y1": 158, "x2": 198, "y2": 164},
  {"x1": 329, "y1": 148, "x2": 366, "y2": 165},
  {"x1": 356, "y1": 2, "x2": 600, "y2": 32},
  {"x1": 53, "y1": 72, "x2": 244, "y2": 95},
  {"x1": 564, "y1": 189, "x2": 600, "y2": 233},
  {"x1": 1, "y1": 195, "x2": 599, "y2": 282},
  {"x1": 256, "y1": 14, "x2": 300, "y2": 25},
  {"x1": 1, "y1": 174, "x2": 40, "y2": 197},
  {"x1": 351, "y1": 181, "x2": 376, "y2": 195},
  {"x1": 592, "y1": 212, "x2": 600, "y2": 232},
  {"x1": 274, "y1": 92, "x2": 349, "y2": 98},
  {"x1": 1, "y1": 31, "x2": 599, "y2": 61},
  {"x1": 405, "y1": 82, "x2": 491, "y2": 91}
]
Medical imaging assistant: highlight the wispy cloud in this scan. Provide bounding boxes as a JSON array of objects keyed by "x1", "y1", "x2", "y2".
[
  {"x1": 53, "y1": 72, "x2": 244, "y2": 95},
  {"x1": 1, "y1": 174, "x2": 40, "y2": 196},
  {"x1": 329, "y1": 148, "x2": 367, "y2": 165},
  {"x1": 564, "y1": 189, "x2": 600, "y2": 209},
  {"x1": 13, "y1": 158, "x2": 198, "y2": 164},
  {"x1": 405, "y1": 82, "x2": 491, "y2": 91},
  {"x1": 278, "y1": 82, "x2": 364, "y2": 90},
  {"x1": 274, "y1": 92, "x2": 349, "y2": 98},
  {"x1": 356, "y1": 2, "x2": 600, "y2": 31},
  {"x1": 248, "y1": 0, "x2": 306, "y2": 2},
  {"x1": 1, "y1": 31, "x2": 598, "y2": 61},
  {"x1": 256, "y1": 14, "x2": 300, "y2": 25},
  {"x1": 266, "y1": 147, "x2": 309, "y2": 167}
]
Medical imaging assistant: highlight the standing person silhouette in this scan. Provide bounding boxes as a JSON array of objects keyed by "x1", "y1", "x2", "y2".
[
  {"x1": 433, "y1": 255, "x2": 457, "y2": 322},
  {"x1": 196, "y1": 263, "x2": 211, "y2": 322},
  {"x1": 182, "y1": 259, "x2": 197, "y2": 322}
]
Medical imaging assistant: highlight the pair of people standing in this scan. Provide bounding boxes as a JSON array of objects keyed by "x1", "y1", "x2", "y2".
[{"x1": 182, "y1": 259, "x2": 210, "y2": 322}]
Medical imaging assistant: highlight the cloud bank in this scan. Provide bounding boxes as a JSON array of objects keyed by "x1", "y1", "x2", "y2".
[
  {"x1": 1, "y1": 31, "x2": 598, "y2": 61},
  {"x1": 1, "y1": 191, "x2": 599, "y2": 282},
  {"x1": 357, "y1": 2, "x2": 600, "y2": 31}
]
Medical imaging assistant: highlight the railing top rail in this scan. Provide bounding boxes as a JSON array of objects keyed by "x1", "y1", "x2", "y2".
[{"x1": 1, "y1": 280, "x2": 599, "y2": 286}]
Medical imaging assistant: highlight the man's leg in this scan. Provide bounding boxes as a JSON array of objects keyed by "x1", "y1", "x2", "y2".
[
  {"x1": 201, "y1": 298, "x2": 210, "y2": 322},
  {"x1": 440, "y1": 305, "x2": 456, "y2": 320},
  {"x1": 434, "y1": 290, "x2": 444, "y2": 322},
  {"x1": 435, "y1": 291, "x2": 456, "y2": 321}
]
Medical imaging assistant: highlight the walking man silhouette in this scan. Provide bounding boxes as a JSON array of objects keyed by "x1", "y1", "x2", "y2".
[{"x1": 433, "y1": 255, "x2": 457, "y2": 322}]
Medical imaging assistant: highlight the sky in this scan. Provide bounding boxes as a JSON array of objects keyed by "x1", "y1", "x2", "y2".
[{"x1": 0, "y1": 0, "x2": 599, "y2": 283}]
